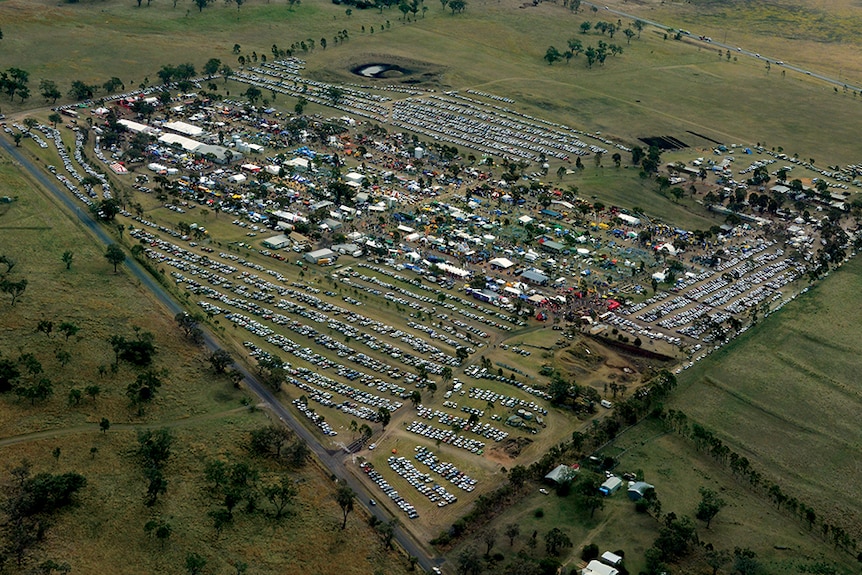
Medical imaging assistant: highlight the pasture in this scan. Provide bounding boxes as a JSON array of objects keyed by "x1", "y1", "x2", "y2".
[{"x1": 669, "y1": 255, "x2": 862, "y2": 543}]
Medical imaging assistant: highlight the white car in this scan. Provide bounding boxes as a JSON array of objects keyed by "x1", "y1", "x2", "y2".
[{"x1": 368, "y1": 443, "x2": 377, "y2": 450}]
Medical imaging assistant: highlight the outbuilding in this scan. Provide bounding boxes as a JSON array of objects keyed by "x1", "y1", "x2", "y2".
[
  {"x1": 489, "y1": 257, "x2": 515, "y2": 270},
  {"x1": 304, "y1": 248, "x2": 337, "y2": 265},
  {"x1": 627, "y1": 481, "x2": 655, "y2": 501},
  {"x1": 599, "y1": 476, "x2": 623, "y2": 496},
  {"x1": 262, "y1": 234, "x2": 291, "y2": 250},
  {"x1": 521, "y1": 269, "x2": 549, "y2": 286}
]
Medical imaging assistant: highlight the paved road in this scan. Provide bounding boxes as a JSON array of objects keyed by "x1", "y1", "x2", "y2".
[
  {"x1": 584, "y1": 1, "x2": 861, "y2": 92},
  {"x1": 0, "y1": 135, "x2": 441, "y2": 573}
]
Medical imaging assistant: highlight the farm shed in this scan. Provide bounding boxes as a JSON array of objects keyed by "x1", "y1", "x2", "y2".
[
  {"x1": 599, "y1": 476, "x2": 623, "y2": 496},
  {"x1": 262, "y1": 234, "x2": 291, "y2": 250},
  {"x1": 627, "y1": 481, "x2": 655, "y2": 501},
  {"x1": 305, "y1": 248, "x2": 337, "y2": 265},
  {"x1": 520, "y1": 269, "x2": 549, "y2": 286}
]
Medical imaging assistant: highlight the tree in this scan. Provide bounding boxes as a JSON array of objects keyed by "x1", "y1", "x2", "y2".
[
  {"x1": 68, "y1": 80, "x2": 95, "y2": 101},
  {"x1": 449, "y1": 0, "x2": 466, "y2": 13},
  {"x1": 104, "y1": 244, "x2": 126, "y2": 273},
  {"x1": 68, "y1": 388, "x2": 82, "y2": 406},
  {"x1": 481, "y1": 527, "x2": 498, "y2": 557},
  {"x1": 61, "y1": 250, "x2": 74, "y2": 270},
  {"x1": 202, "y1": 58, "x2": 221, "y2": 76},
  {"x1": 580, "y1": 21, "x2": 592, "y2": 34},
  {"x1": 456, "y1": 545, "x2": 482, "y2": 575},
  {"x1": 209, "y1": 349, "x2": 233, "y2": 374},
  {"x1": 99, "y1": 417, "x2": 110, "y2": 433},
  {"x1": 1, "y1": 278, "x2": 28, "y2": 306},
  {"x1": 378, "y1": 519, "x2": 397, "y2": 548},
  {"x1": 220, "y1": 64, "x2": 233, "y2": 84},
  {"x1": 102, "y1": 76, "x2": 123, "y2": 94},
  {"x1": 40, "y1": 79, "x2": 62, "y2": 104},
  {"x1": 504, "y1": 522, "x2": 520, "y2": 546},
  {"x1": 144, "y1": 466, "x2": 168, "y2": 506},
  {"x1": 144, "y1": 518, "x2": 172, "y2": 547},
  {"x1": 264, "y1": 475, "x2": 297, "y2": 519},
  {"x1": 192, "y1": 0, "x2": 214, "y2": 12},
  {"x1": 335, "y1": 484, "x2": 355, "y2": 529},
  {"x1": 58, "y1": 321, "x2": 79, "y2": 341},
  {"x1": 175, "y1": 312, "x2": 204, "y2": 343},
  {"x1": 544, "y1": 46, "x2": 562, "y2": 65},
  {"x1": 0, "y1": 358, "x2": 21, "y2": 393},
  {"x1": 732, "y1": 547, "x2": 760, "y2": 575},
  {"x1": 410, "y1": 390, "x2": 422, "y2": 408},
  {"x1": 576, "y1": 475, "x2": 605, "y2": 517},
  {"x1": 127, "y1": 369, "x2": 165, "y2": 413},
  {"x1": 185, "y1": 552, "x2": 207, "y2": 575},
  {"x1": 37, "y1": 319, "x2": 54, "y2": 338},
  {"x1": 696, "y1": 487, "x2": 726, "y2": 528},
  {"x1": 377, "y1": 406, "x2": 391, "y2": 428},
  {"x1": 507, "y1": 465, "x2": 529, "y2": 488},
  {"x1": 705, "y1": 548, "x2": 731, "y2": 575},
  {"x1": 544, "y1": 527, "x2": 572, "y2": 556},
  {"x1": 245, "y1": 86, "x2": 262, "y2": 104},
  {"x1": 85, "y1": 385, "x2": 100, "y2": 402}
]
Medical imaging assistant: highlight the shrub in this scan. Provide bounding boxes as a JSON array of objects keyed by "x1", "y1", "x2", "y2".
[
  {"x1": 581, "y1": 543, "x2": 599, "y2": 561},
  {"x1": 534, "y1": 508, "x2": 544, "y2": 518}
]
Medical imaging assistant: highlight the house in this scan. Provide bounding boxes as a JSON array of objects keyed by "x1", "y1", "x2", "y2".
[
  {"x1": 543, "y1": 464, "x2": 580, "y2": 485},
  {"x1": 582, "y1": 560, "x2": 619, "y2": 575},
  {"x1": 599, "y1": 476, "x2": 623, "y2": 496},
  {"x1": 627, "y1": 481, "x2": 655, "y2": 501}
]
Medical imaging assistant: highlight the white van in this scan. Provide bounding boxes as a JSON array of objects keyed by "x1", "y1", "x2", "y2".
[{"x1": 600, "y1": 399, "x2": 613, "y2": 409}]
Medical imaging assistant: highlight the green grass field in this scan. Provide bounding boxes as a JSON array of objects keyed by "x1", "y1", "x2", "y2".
[
  {"x1": 669, "y1": 255, "x2": 862, "y2": 544},
  {"x1": 608, "y1": 418, "x2": 857, "y2": 574}
]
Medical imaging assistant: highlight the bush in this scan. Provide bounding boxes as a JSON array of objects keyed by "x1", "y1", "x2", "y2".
[
  {"x1": 581, "y1": 543, "x2": 599, "y2": 561},
  {"x1": 635, "y1": 499, "x2": 650, "y2": 513},
  {"x1": 534, "y1": 508, "x2": 544, "y2": 518}
]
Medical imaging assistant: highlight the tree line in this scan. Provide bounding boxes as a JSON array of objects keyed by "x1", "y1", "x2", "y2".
[{"x1": 662, "y1": 409, "x2": 859, "y2": 558}]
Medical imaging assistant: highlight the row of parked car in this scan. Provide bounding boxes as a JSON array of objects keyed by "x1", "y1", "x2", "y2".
[
  {"x1": 388, "y1": 456, "x2": 458, "y2": 508},
  {"x1": 362, "y1": 464, "x2": 419, "y2": 519},
  {"x1": 414, "y1": 446, "x2": 477, "y2": 492}
]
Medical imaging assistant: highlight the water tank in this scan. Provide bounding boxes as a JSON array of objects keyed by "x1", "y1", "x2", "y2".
[{"x1": 414, "y1": 146, "x2": 424, "y2": 159}]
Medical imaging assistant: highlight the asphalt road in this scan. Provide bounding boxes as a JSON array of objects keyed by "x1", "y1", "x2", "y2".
[
  {"x1": 584, "y1": 1, "x2": 861, "y2": 92},
  {"x1": 0, "y1": 134, "x2": 441, "y2": 573}
]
